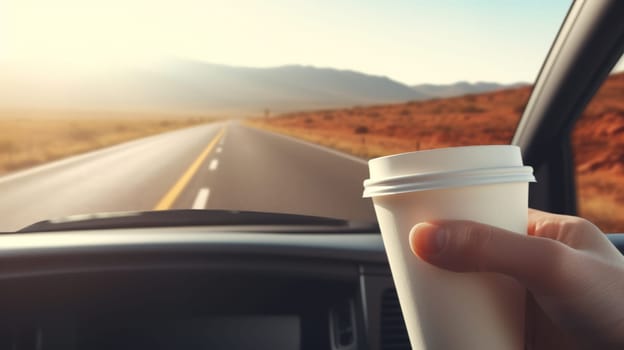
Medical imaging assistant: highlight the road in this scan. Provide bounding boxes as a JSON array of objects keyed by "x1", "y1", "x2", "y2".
[{"x1": 0, "y1": 122, "x2": 376, "y2": 231}]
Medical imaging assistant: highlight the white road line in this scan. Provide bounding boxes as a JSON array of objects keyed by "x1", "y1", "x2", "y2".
[
  {"x1": 216, "y1": 147, "x2": 222, "y2": 153},
  {"x1": 192, "y1": 188, "x2": 210, "y2": 209},
  {"x1": 209, "y1": 159, "x2": 219, "y2": 171}
]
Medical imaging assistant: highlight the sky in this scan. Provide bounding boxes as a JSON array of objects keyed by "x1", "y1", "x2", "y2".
[{"x1": 0, "y1": 0, "x2": 593, "y2": 85}]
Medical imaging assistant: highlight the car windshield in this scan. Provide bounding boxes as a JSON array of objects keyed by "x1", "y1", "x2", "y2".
[{"x1": 0, "y1": 0, "x2": 572, "y2": 231}]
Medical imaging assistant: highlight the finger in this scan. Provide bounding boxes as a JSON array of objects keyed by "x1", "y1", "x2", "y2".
[
  {"x1": 528, "y1": 208, "x2": 594, "y2": 239},
  {"x1": 409, "y1": 220, "x2": 572, "y2": 291},
  {"x1": 527, "y1": 210, "x2": 618, "y2": 257},
  {"x1": 527, "y1": 208, "x2": 569, "y2": 238}
]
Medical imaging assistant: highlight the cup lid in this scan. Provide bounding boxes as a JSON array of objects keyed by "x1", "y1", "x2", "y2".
[{"x1": 363, "y1": 145, "x2": 536, "y2": 198}]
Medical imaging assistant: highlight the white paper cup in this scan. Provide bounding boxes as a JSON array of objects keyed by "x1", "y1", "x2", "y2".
[{"x1": 363, "y1": 145, "x2": 535, "y2": 350}]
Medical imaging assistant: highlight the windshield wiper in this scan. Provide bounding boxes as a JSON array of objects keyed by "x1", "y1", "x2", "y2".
[{"x1": 17, "y1": 210, "x2": 379, "y2": 233}]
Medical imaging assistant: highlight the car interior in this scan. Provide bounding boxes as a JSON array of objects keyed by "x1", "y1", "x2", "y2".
[{"x1": 0, "y1": 1, "x2": 623, "y2": 350}]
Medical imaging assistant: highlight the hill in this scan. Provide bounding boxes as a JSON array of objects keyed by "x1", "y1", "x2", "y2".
[
  {"x1": 411, "y1": 81, "x2": 528, "y2": 98},
  {"x1": 0, "y1": 61, "x2": 428, "y2": 115},
  {"x1": 0, "y1": 60, "x2": 527, "y2": 115}
]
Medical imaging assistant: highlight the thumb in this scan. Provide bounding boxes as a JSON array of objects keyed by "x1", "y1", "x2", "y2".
[{"x1": 409, "y1": 220, "x2": 571, "y2": 291}]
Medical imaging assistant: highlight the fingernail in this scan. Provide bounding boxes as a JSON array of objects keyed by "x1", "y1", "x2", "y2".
[{"x1": 410, "y1": 223, "x2": 446, "y2": 256}]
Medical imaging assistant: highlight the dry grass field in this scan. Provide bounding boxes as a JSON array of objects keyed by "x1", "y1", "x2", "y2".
[
  {"x1": 0, "y1": 109, "x2": 214, "y2": 175},
  {"x1": 249, "y1": 72, "x2": 624, "y2": 232}
]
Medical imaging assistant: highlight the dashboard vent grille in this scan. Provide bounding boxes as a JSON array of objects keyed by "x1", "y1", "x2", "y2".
[
  {"x1": 380, "y1": 288, "x2": 410, "y2": 350},
  {"x1": 330, "y1": 299, "x2": 356, "y2": 349}
]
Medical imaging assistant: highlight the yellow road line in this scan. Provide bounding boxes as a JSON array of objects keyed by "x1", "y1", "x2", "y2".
[{"x1": 153, "y1": 127, "x2": 226, "y2": 210}]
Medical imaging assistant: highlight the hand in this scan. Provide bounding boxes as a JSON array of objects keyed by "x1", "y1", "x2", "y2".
[{"x1": 409, "y1": 209, "x2": 624, "y2": 350}]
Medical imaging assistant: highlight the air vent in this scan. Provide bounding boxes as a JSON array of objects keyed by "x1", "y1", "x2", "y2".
[
  {"x1": 380, "y1": 288, "x2": 410, "y2": 350},
  {"x1": 329, "y1": 299, "x2": 356, "y2": 350}
]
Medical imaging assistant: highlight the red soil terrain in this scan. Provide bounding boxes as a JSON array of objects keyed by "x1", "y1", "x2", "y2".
[
  {"x1": 249, "y1": 72, "x2": 624, "y2": 232},
  {"x1": 572, "y1": 72, "x2": 624, "y2": 232}
]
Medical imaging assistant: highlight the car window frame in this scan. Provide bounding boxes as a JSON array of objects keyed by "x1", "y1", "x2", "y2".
[{"x1": 512, "y1": 0, "x2": 624, "y2": 216}]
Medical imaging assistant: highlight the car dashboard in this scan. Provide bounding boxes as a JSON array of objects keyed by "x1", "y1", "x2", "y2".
[
  {"x1": 0, "y1": 228, "x2": 400, "y2": 350},
  {"x1": 1, "y1": 227, "x2": 623, "y2": 350}
]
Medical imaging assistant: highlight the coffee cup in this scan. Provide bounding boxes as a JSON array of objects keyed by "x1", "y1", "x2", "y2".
[{"x1": 363, "y1": 145, "x2": 535, "y2": 349}]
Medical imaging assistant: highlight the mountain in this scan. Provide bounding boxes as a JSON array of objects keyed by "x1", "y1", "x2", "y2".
[
  {"x1": 0, "y1": 61, "x2": 428, "y2": 115},
  {"x1": 0, "y1": 60, "x2": 529, "y2": 115},
  {"x1": 411, "y1": 81, "x2": 528, "y2": 98}
]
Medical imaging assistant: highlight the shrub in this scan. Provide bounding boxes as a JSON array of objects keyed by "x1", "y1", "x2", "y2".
[
  {"x1": 354, "y1": 125, "x2": 370, "y2": 134},
  {"x1": 386, "y1": 124, "x2": 398, "y2": 136},
  {"x1": 461, "y1": 104, "x2": 487, "y2": 113}
]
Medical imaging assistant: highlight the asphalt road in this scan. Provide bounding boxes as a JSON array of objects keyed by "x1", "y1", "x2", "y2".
[{"x1": 0, "y1": 122, "x2": 376, "y2": 231}]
